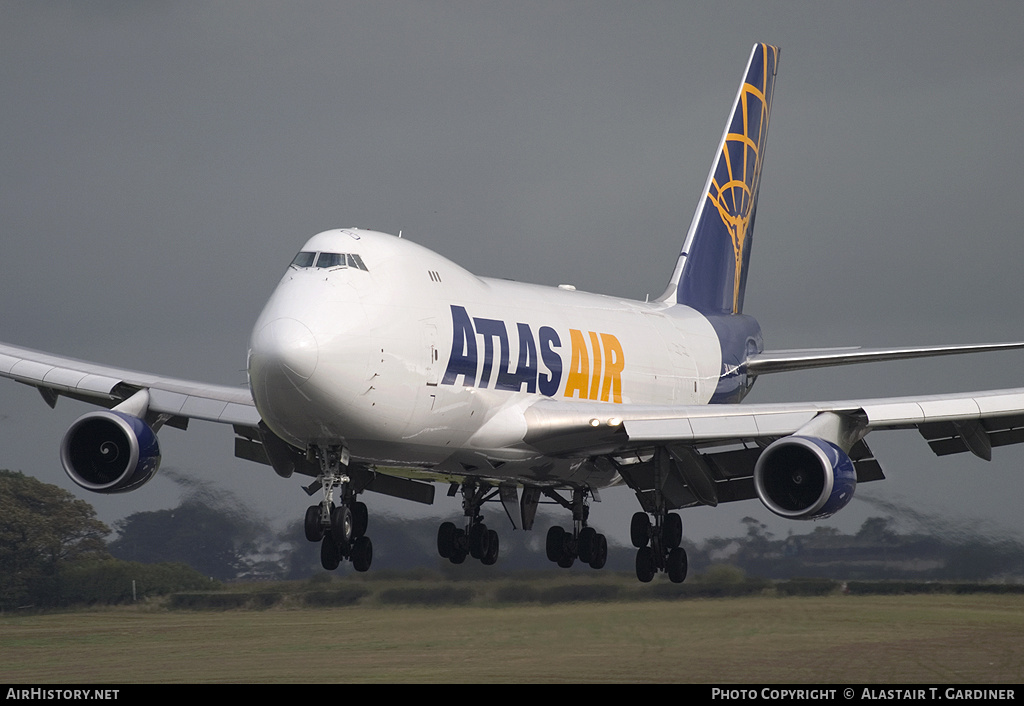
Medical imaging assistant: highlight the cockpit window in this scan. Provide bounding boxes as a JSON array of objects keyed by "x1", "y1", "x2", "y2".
[
  {"x1": 315, "y1": 252, "x2": 346, "y2": 269},
  {"x1": 290, "y1": 250, "x2": 369, "y2": 271}
]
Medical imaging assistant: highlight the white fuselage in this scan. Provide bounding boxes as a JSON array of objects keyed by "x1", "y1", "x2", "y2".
[{"x1": 247, "y1": 229, "x2": 725, "y2": 479}]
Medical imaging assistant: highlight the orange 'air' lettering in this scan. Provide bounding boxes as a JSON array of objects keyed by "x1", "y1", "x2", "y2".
[
  {"x1": 563, "y1": 329, "x2": 590, "y2": 400},
  {"x1": 599, "y1": 333, "x2": 624, "y2": 403},
  {"x1": 588, "y1": 331, "x2": 603, "y2": 400}
]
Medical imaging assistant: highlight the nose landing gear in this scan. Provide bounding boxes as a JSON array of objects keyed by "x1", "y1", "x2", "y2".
[{"x1": 302, "y1": 444, "x2": 374, "y2": 572}]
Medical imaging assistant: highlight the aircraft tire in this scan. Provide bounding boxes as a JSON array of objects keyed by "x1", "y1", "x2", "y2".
[
  {"x1": 352, "y1": 536, "x2": 373, "y2": 572},
  {"x1": 635, "y1": 546, "x2": 656, "y2": 583},
  {"x1": 546, "y1": 526, "x2": 566, "y2": 562},
  {"x1": 578, "y1": 527, "x2": 596, "y2": 563},
  {"x1": 469, "y1": 523, "x2": 488, "y2": 559},
  {"x1": 481, "y1": 529, "x2": 499, "y2": 565},
  {"x1": 589, "y1": 533, "x2": 608, "y2": 570},
  {"x1": 437, "y1": 521, "x2": 457, "y2": 558},
  {"x1": 664, "y1": 513, "x2": 683, "y2": 549},
  {"x1": 630, "y1": 512, "x2": 651, "y2": 548},
  {"x1": 320, "y1": 535, "x2": 341, "y2": 571},
  {"x1": 449, "y1": 528, "x2": 467, "y2": 564},
  {"x1": 304, "y1": 505, "x2": 324, "y2": 542},
  {"x1": 331, "y1": 505, "x2": 353, "y2": 546},
  {"x1": 667, "y1": 547, "x2": 688, "y2": 584},
  {"x1": 352, "y1": 501, "x2": 369, "y2": 539}
]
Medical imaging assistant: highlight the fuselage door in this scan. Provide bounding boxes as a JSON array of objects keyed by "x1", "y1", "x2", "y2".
[{"x1": 424, "y1": 321, "x2": 439, "y2": 386}]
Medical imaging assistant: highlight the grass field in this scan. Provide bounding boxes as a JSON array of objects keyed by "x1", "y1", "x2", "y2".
[{"x1": 3, "y1": 590, "x2": 1023, "y2": 683}]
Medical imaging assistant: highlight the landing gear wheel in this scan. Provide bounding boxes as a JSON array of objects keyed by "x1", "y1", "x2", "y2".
[
  {"x1": 320, "y1": 535, "x2": 341, "y2": 570},
  {"x1": 631, "y1": 512, "x2": 651, "y2": 548},
  {"x1": 578, "y1": 526, "x2": 597, "y2": 563},
  {"x1": 352, "y1": 536, "x2": 373, "y2": 572},
  {"x1": 667, "y1": 546, "x2": 688, "y2": 584},
  {"x1": 481, "y1": 529, "x2": 499, "y2": 565},
  {"x1": 304, "y1": 505, "x2": 324, "y2": 542},
  {"x1": 468, "y1": 523, "x2": 489, "y2": 559},
  {"x1": 589, "y1": 533, "x2": 608, "y2": 570},
  {"x1": 330, "y1": 505, "x2": 353, "y2": 546},
  {"x1": 437, "y1": 521, "x2": 457, "y2": 558},
  {"x1": 546, "y1": 526, "x2": 566, "y2": 562},
  {"x1": 352, "y1": 501, "x2": 369, "y2": 539},
  {"x1": 635, "y1": 546, "x2": 656, "y2": 583},
  {"x1": 448, "y1": 528, "x2": 467, "y2": 564},
  {"x1": 664, "y1": 513, "x2": 683, "y2": 549}
]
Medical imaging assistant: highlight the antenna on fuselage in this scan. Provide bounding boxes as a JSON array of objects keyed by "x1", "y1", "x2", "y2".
[{"x1": 398, "y1": 230, "x2": 403, "y2": 238}]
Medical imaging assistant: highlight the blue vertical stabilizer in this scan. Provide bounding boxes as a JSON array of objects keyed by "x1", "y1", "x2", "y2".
[{"x1": 660, "y1": 43, "x2": 779, "y2": 315}]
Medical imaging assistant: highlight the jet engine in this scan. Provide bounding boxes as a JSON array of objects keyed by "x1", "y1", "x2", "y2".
[
  {"x1": 60, "y1": 410, "x2": 161, "y2": 493},
  {"x1": 752, "y1": 435, "x2": 856, "y2": 520}
]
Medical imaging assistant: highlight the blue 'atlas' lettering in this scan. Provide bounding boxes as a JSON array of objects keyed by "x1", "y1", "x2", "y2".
[
  {"x1": 497, "y1": 322, "x2": 538, "y2": 393},
  {"x1": 441, "y1": 306, "x2": 563, "y2": 396},
  {"x1": 441, "y1": 305, "x2": 477, "y2": 386},
  {"x1": 473, "y1": 317, "x2": 509, "y2": 388},
  {"x1": 538, "y1": 326, "x2": 562, "y2": 396}
]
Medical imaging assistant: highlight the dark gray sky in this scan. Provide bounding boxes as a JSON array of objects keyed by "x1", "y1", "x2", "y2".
[{"x1": 3, "y1": 2, "x2": 1024, "y2": 548}]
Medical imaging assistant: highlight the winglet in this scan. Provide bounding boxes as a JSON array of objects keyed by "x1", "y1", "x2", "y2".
[{"x1": 659, "y1": 43, "x2": 780, "y2": 314}]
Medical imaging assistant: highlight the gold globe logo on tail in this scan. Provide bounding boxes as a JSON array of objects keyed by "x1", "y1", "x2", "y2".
[{"x1": 708, "y1": 46, "x2": 775, "y2": 313}]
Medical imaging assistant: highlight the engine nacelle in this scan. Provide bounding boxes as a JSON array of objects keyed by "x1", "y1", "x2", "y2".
[
  {"x1": 753, "y1": 435, "x2": 856, "y2": 520},
  {"x1": 60, "y1": 410, "x2": 161, "y2": 493}
]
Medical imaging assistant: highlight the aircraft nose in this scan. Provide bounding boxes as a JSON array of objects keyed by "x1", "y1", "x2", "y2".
[{"x1": 249, "y1": 317, "x2": 319, "y2": 387}]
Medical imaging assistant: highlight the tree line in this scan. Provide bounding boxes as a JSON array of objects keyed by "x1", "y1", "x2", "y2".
[
  {"x1": 0, "y1": 470, "x2": 214, "y2": 610},
  {"x1": 3, "y1": 468, "x2": 1023, "y2": 611}
]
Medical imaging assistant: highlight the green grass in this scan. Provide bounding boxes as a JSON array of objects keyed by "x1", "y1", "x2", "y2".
[{"x1": 2, "y1": 592, "x2": 1023, "y2": 682}]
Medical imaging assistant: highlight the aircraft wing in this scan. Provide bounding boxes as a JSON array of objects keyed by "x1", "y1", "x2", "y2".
[
  {"x1": 0, "y1": 342, "x2": 260, "y2": 428},
  {"x1": 524, "y1": 387, "x2": 1024, "y2": 459},
  {"x1": 0, "y1": 342, "x2": 438, "y2": 503},
  {"x1": 522, "y1": 387, "x2": 1024, "y2": 511}
]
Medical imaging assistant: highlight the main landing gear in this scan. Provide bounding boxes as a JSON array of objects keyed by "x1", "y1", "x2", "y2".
[
  {"x1": 631, "y1": 510, "x2": 687, "y2": 583},
  {"x1": 612, "y1": 447, "x2": 697, "y2": 583},
  {"x1": 544, "y1": 487, "x2": 608, "y2": 570},
  {"x1": 436, "y1": 481, "x2": 500, "y2": 565},
  {"x1": 302, "y1": 445, "x2": 373, "y2": 572}
]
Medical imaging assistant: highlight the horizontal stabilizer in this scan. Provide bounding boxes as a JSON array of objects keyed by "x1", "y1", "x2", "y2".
[{"x1": 745, "y1": 342, "x2": 1024, "y2": 376}]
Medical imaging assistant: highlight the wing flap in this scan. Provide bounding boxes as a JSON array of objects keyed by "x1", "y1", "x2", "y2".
[
  {"x1": 919, "y1": 413, "x2": 1024, "y2": 458},
  {"x1": 2, "y1": 357, "x2": 122, "y2": 398},
  {"x1": 623, "y1": 409, "x2": 822, "y2": 442},
  {"x1": 861, "y1": 389, "x2": 1024, "y2": 428}
]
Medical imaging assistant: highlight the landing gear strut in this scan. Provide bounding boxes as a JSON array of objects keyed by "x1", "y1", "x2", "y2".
[
  {"x1": 302, "y1": 444, "x2": 373, "y2": 572},
  {"x1": 544, "y1": 487, "x2": 608, "y2": 570},
  {"x1": 436, "y1": 481, "x2": 500, "y2": 565}
]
